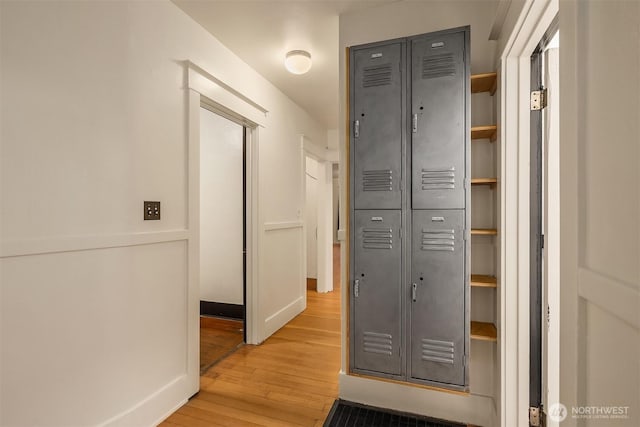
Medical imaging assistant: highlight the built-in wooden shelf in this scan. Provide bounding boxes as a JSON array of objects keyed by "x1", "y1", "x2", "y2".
[
  {"x1": 471, "y1": 178, "x2": 497, "y2": 186},
  {"x1": 471, "y1": 274, "x2": 497, "y2": 288},
  {"x1": 471, "y1": 72, "x2": 497, "y2": 95},
  {"x1": 471, "y1": 125, "x2": 497, "y2": 141},
  {"x1": 471, "y1": 321, "x2": 497, "y2": 341},
  {"x1": 471, "y1": 228, "x2": 497, "y2": 236}
]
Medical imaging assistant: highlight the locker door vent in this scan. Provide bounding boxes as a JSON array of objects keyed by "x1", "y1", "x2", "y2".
[
  {"x1": 363, "y1": 64, "x2": 392, "y2": 87},
  {"x1": 421, "y1": 338, "x2": 454, "y2": 364},
  {"x1": 421, "y1": 229, "x2": 455, "y2": 251},
  {"x1": 422, "y1": 53, "x2": 456, "y2": 79},
  {"x1": 362, "y1": 228, "x2": 393, "y2": 249},
  {"x1": 421, "y1": 168, "x2": 455, "y2": 190},
  {"x1": 363, "y1": 332, "x2": 393, "y2": 356},
  {"x1": 363, "y1": 169, "x2": 393, "y2": 192}
]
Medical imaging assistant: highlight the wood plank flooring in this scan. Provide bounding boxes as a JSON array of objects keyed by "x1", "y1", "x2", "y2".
[
  {"x1": 162, "y1": 244, "x2": 341, "y2": 427},
  {"x1": 200, "y1": 317, "x2": 244, "y2": 374}
]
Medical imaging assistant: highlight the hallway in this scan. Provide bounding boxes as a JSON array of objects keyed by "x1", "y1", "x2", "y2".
[{"x1": 162, "y1": 245, "x2": 342, "y2": 426}]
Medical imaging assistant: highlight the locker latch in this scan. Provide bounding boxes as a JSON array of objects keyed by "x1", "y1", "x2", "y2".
[
  {"x1": 412, "y1": 283, "x2": 417, "y2": 302},
  {"x1": 412, "y1": 114, "x2": 418, "y2": 133},
  {"x1": 354, "y1": 279, "x2": 360, "y2": 297},
  {"x1": 354, "y1": 120, "x2": 360, "y2": 138}
]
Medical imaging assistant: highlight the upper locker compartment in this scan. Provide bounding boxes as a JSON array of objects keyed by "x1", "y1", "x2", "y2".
[
  {"x1": 411, "y1": 30, "x2": 468, "y2": 210},
  {"x1": 352, "y1": 42, "x2": 403, "y2": 210}
]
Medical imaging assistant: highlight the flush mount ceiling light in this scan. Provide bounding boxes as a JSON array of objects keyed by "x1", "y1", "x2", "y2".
[{"x1": 285, "y1": 50, "x2": 312, "y2": 75}]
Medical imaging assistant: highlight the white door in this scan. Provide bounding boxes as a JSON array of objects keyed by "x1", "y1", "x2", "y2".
[
  {"x1": 560, "y1": 2, "x2": 639, "y2": 426},
  {"x1": 306, "y1": 156, "x2": 318, "y2": 279},
  {"x1": 200, "y1": 108, "x2": 244, "y2": 305}
]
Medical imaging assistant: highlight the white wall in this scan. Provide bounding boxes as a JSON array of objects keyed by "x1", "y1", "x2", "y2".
[
  {"x1": 0, "y1": 1, "x2": 327, "y2": 425},
  {"x1": 338, "y1": 2, "x2": 500, "y2": 426},
  {"x1": 200, "y1": 108, "x2": 244, "y2": 305}
]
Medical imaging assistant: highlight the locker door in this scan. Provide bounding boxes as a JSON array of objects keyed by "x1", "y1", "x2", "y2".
[
  {"x1": 411, "y1": 31, "x2": 467, "y2": 209},
  {"x1": 410, "y1": 210, "x2": 465, "y2": 385},
  {"x1": 352, "y1": 43, "x2": 403, "y2": 210},
  {"x1": 352, "y1": 210, "x2": 402, "y2": 375}
]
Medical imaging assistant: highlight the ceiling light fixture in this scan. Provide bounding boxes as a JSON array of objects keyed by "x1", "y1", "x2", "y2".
[{"x1": 285, "y1": 50, "x2": 312, "y2": 75}]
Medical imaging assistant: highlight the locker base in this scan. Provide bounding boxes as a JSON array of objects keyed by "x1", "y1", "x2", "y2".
[{"x1": 348, "y1": 371, "x2": 469, "y2": 395}]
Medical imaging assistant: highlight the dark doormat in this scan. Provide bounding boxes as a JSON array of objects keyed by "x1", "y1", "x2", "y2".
[{"x1": 323, "y1": 400, "x2": 466, "y2": 427}]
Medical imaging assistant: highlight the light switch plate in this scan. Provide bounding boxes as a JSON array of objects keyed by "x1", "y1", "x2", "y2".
[{"x1": 144, "y1": 201, "x2": 160, "y2": 220}]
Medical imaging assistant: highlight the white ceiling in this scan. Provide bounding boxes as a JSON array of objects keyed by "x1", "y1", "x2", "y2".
[{"x1": 173, "y1": 0, "x2": 399, "y2": 129}]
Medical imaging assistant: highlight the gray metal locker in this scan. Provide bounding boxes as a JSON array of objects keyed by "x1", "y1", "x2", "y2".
[
  {"x1": 409, "y1": 210, "x2": 466, "y2": 386},
  {"x1": 349, "y1": 26, "x2": 469, "y2": 391},
  {"x1": 411, "y1": 31, "x2": 467, "y2": 210},
  {"x1": 351, "y1": 210, "x2": 403, "y2": 376},
  {"x1": 352, "y1": 42, "x2": 404, "y2": 210}
]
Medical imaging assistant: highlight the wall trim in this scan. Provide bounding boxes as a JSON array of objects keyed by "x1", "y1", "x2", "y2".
[
  {"x1": 0, "y1": 230, "x2": 189, "y2": 258},
  {"x1": 200, "y1": 301, "x2": 244, "y2": 320},
  {"x1": 186, "y1": 61, "x2": 268, "y2": 127},
  {"x1": 263, "y1": 296, "x2": 305, "y2": 339},
  {"x1": 339, "y1": 373, "x2": 495, "y2": 427},
  {"x1": 263, "y1": 221, "x2": 303, "y2": 231},
  {"x1": 100, "y1": 375, "x2": 187, "y2": 427}
]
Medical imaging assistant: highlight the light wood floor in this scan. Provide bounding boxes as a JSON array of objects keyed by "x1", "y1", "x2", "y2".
[
  {"x1": 199, "y1": 317, "x2": 244, "y2": 374},
  {"x1": 162, "y1": 244, "x2": 341, "y2": 427}
]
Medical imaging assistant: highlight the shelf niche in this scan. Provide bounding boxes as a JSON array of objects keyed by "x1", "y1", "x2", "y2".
[
  {"x1": 471, "y1": 274, "x2": 497, "y2": 288},
  {"x1": 470, "y1": 228, "x2": 497, "y2": 236},
  {"x1": 471, "y1": 321, "x2": 497, "y2": 342},
  {"x1": 471, "y1": 125, "x2": 497, "y2": 142},
  {"x1": 471, "y1": 72, "x2": 497, "y2": 95}
]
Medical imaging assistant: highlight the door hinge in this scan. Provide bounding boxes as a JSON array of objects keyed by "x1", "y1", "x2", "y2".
[
  {"x1": 531, "y1": 89, "x2": 547, "y2": 110},
  {"x1": 529, "y1": 406, "x2": 541, "y2": 427},
  {"x1": 412, "y1": 114, "x2": 418, "y2": 133},
  {"x1": 541, "y1": 234, "x2": 545, "y2": 249},
  {"x1": 354, "y1": 120, "x2": 360, "y2": 138},
  {"x1": 354, "y1": 279, "x2": 360, "y2": 298}
]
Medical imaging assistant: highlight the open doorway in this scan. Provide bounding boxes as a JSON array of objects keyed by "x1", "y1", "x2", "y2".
[
  {"x1": 303, "y1": 147, "x2": 338, "y2": 295},
  {"x1": 306, "y1": 156, "x2": 319, "y2": 291},
  {"x1": 199, "y1": 106, "x2": 246, "y2": 373}
]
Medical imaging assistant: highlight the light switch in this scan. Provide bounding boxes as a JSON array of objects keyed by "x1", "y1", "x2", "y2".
[{"x1": 144, "y1": 201, "x2": 160, "y2": 220}]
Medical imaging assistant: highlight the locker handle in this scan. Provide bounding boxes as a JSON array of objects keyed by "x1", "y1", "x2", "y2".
[
  {"x1": 354, "y1": 120, "x2": 360, "y2": 138},
  {"x1": 412, "y1": 114, "x2": 418, "y2": 133},
  {"x1": 412, "y1": 283, "x2": 417, "y2": 302},
  {"x1": 354, "y1": 279, "x2": 360, "y2": 298}
]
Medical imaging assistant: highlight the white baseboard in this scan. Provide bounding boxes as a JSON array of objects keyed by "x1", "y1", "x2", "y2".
[
  {"x1": 263, "y1": 296, "x2": 305, "y2": 339},
  {"x1": 339, "y1": 372, "x2": 496, "y2": 427},
  {"x1": 101, "y1": 375, "x2": 188, "y2": 427}
]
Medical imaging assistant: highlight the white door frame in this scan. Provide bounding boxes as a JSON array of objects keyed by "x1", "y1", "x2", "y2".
[
  {"x1": 185, "y1": 61, "x2": 267, "y2": 395},
  {"x1": 498, "y1": 0, "x2": 558, "y2": 425},
  {"x1": 301, "y1": 136, "x2": 338, "y2": 294}
]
